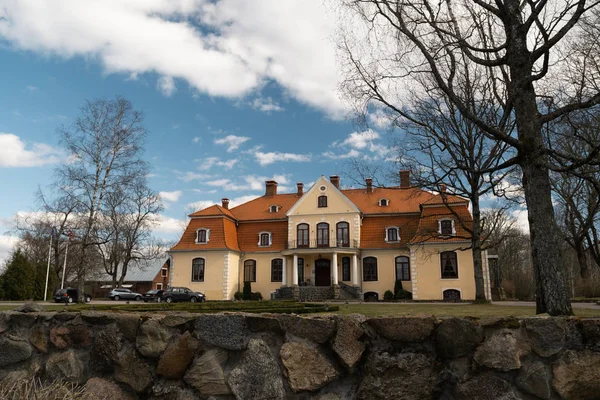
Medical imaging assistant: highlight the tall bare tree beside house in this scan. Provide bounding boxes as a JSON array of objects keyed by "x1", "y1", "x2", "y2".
[
  {"x1": 55, "y1": 96, "x2": 149, "y2": 300},
  {"x1": 338, "y1": 0, "x2": 600, "y2": 315}
]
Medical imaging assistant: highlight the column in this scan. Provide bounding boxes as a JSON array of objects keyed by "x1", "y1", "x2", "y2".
[
  {"x1": 293, "y1": 254, "x2": 299, "y2": 285},
  {"x1": 332, "y1": 252, "x2": 338, "y2": 285},
  {"x1": 282, "y1": 256, "x2": 287, "y2": 286},
  {"x1": 352, "y1": 254, "x2": 358, "y2": 285}
]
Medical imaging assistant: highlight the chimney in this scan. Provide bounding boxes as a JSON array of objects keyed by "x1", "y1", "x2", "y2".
[
  {"x1": 221, "y1": 198, "x2": 230, "y2": 209},
  {"x1": 440, "y1": 183, "x2": 446, "y2": 193},
  {"x1": 399, "y1": 170, "x2": 410, "y2": 188},
  {"x1": 265, "y1": 180, "x2": 278, "y2": 197},
  {"x1": 366, "y1": 178, "x2": 373, "y2": 194},
  {"x1": 330, "y1": 175, "x2": 340, "y2": 189},
  {"x1": 297, "y1": 182, "x2": 304, "y2": 196}
]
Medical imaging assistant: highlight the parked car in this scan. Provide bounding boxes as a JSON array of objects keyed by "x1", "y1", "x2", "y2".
[
  {"x1": 54, "y1": 288, "x2": 92, "y2": 303},
  {"x1": 108, "y1": 288, "x2": 143, "y2": 301},
  {"x1": 160, "y1": 287, "x2": 205, "y2": 303},
  {"x1": 142, "y1": 289, "x2": 164, "y2": 302}
]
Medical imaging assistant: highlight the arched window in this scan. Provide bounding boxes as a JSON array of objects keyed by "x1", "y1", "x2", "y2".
[
  {"x1": 378, "y1": 198, "x2": 389, "y2": 207},
  {"x1": 443, "y1": 289, "x2": 461, "y2": 301},
  {"x1": 270, "y1": 205, "x2": 278, "y2": 213},
  {"x1": 195, "y1": 228, "x2": 210, "y2": 244},
  {"x1": 317, "y1": 222, "x2": 329, "y2": 247},
  {"x1": 244, "y1": 260, "x2": 256, "y2": 282},
  {"x1": 439, "y1": 219, "x2": 455, "y2": 236},
  {"x1": 386, "y1": 227, "x2": 400, "y2": 242},
  {"x1": 258, "y1": 232, "x2": 272, "y2": 247},
  {"x1": 342, "y1": 256, "x2": 351, "y2": 281},
  {"x1": 395, "y1": 256, "x2": 410, "y2": 281},
  {"x1": 297, "y1": 223, "x2": 309, "y2": 248},
  {"x1": 441, "y1": 252, "x2": 458, "y2": 279},
  {"x1": 192, "y1": 258, "x2": 205, "y2": 282},
  {"x1": 318, "y1": 195, "x2": 328, "y2": 208},
  {"x1": 336, "y1": 222, "x2": 350, "y2": 247},
  {"x1": 271, "y1": 259, "x2": 283, "y2": 282},
  {"x1": 363, "y1": 257, "x2": 378, "y2": 281}
]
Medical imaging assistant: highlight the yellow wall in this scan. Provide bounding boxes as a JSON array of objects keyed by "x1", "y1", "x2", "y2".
[
  {"x1": 171, "y1": 250, "x2": 234, "y2": 301},
  {"x1": 239, "y1": 252, "x2": 288, "y2": 299},
  {"x1": 411, "y1": 244, "x2": 475, "y2": 300},
  {"x1": 359, "y1": 250, "x2": 412, "y2": 299}
]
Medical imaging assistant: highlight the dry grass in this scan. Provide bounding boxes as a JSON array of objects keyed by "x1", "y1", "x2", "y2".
[
  {"x1": 333, "y1": 303, "x2": 600, "y2": 318},
  {"x1": 0, "y1": 378, "x2": 84, "y2": 400}
]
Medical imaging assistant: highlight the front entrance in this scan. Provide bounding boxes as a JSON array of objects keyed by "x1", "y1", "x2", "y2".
[{"x1": 315, "y1": 259, "x2": 331, "y2": 286}]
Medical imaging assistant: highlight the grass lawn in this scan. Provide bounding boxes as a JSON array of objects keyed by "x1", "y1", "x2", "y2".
[{"x1": 333, "y1": 303, "x2": 600, "y2": 318}]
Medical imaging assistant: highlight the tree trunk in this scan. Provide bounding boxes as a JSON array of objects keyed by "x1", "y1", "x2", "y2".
[
  {"x1": 471, "y1": 196, "x2": 486, "y2": 301},
  {"x1": 575, "y1": 240, "x2": 590, "y2": 279},
  {"x1": 522, "y1": 162, "x2": 573, "y2": 315}
]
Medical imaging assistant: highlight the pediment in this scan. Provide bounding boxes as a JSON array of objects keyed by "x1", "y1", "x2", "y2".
[{"x1": 287, "y1": 176, "x2": 360, "y2": 216}]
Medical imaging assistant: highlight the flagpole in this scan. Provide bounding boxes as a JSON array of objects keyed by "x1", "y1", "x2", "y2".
[
  {"x1": 61, "y1": 240, "x2": 69, "y2": 290},
  {"x1": 44, "y1": 229, "x2": 53, "y2": 302}
]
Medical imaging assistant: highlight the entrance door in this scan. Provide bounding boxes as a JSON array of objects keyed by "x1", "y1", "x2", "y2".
[{"x1": 315, "y1": 259, "x2": 331, "y2": 286}]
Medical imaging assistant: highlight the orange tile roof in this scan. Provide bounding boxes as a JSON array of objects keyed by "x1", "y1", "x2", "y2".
[
  {"x1": 360, "y1": 215, "x2": 420, "y2": 249},
  {"x1": 230, "y1": 193, "x2": 300, "y2": 221},
  {"x1": 237, "y1": 221, "x2": 288, "y2": 252},
  {"x1": 411, "y1": 205, "x2": 473, "y2": 243},
  {"x1": 189, "y1": 204, "x2": 235, "y2": 219},
  {"x1": 342, "y1": 187, "x2": 435, "y2": 214},
  {"x1": 171, "y1": 217, "x2": 239, "y2": 251},
  {"x1": 421, "y1": 192, "x2": 468, "y2": 206}
]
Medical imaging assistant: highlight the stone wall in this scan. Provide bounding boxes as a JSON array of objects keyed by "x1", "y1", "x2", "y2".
[
  {"x1": 0, "y1": 310, "x2": 599, "y2": 400},
  {"x1": 299, "y1": 287, "x2": 334, "y2": 302}
]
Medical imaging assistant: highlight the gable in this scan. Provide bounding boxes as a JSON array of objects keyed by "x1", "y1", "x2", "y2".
[{"x1": 287, "y1": 176, "x2": 360, "y2": 216}]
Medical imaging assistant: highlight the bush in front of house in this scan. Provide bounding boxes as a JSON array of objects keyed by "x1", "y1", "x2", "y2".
[
  {"x1": 250, "y1": 292, "x2": 263, "y2": 301},
  {"x1": 384, "y1": 290, "x2": 394, "y2": 301},
  {"x1": 234, "y1": 291, "x2": 243, "y2": 301},
  {"x1": 394, "y1": 280, "x2": 413, "y2": 300}
]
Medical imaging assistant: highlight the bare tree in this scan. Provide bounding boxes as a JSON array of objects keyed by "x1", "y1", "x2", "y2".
[
  {"x1": 338, "y1": 0, "x2": 600, "y2": 315},
  {"x1": 55, "y1": 96, "x2": 149, "y2": 300}
]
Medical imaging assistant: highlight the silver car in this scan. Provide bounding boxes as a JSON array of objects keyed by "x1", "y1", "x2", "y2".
[{"x1": 108, "y1": 288, "x2": 143, "y2": 301}]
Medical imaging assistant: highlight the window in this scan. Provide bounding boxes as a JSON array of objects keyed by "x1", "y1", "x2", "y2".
[
  {"x1": 270, "y1": 205, "x2": 278, "y2": 213},
  {"x1": 363, "y1": 257, "x2": 378, "y2": 281},
  {"x1": 439, "y1": 219, "x2": 455, "y2": 236},
  {"x1": 441, "y1": 251, "x2": 458, "y2": 279},
  {"x1": 297, "y1": 224, "x2": 309, "y2": 248},
  {"x1": 192, "y1": 258, "x2": 205, "y2": 282},
  {"x1": 258, "y1": 232, "x2": 272, "y2": 247},
  {"x1": 156, "y1": 283, "x2": 163, "y2": 290},
  {"x1": 196, "y1": 228, "x2": 210, "y2": 244},
  {"x1": 386, "y1": 227, "x2": 400, "y2": 242},
  {"x1": 318, "y1": 195, "x2": 328, "y2": 208},
  {"x1": 317, "y1": 222, "x2": 329, "y2": 247},
  {"x1": 161, "y1": 268, "x2": 168, "y2": 277},
  {"x1": 244, "y1": 260, "x2": 256, "y2": 282},
  {"x1": 395, "y1": 256, "x2": 410, "y2": 281},
  {"x1": 271, "y1": 259, "x2": 283, "y2": 282},
  {"x1": 379, "y1": 198, "x2": 389, "y2": 207},
  {"x1": 336, "y1": 222, "x2": 350, "y2": 247},
  {"x1": 342, "y1": 257, "x2": 351, "y2": 281},
  {"x1": 298, "y1": 258, "x2": 304, "y2": 283}
]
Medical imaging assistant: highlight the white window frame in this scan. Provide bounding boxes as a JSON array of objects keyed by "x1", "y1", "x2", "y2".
[
  {"x1": 384, "y1": 226, "x2": 401, "y2": 243},
  {"x1": 156, "y1": 283, "x2": 163, "y2": 290},
  {"x1": 195, "y1": 228, "x2": 211, "y2": 244},
  {"x1": 161, "y1": 268, "x2": 168, "y2": 277},
  {"x1": 258, "y1": 231, "x2": 273, "y2": 247},
  {"x1": 438, "y1": 219, "x2": 456, "y2": 236},
  {"x1": 378, "y1": 198, "x2": 389, "y2": 207},
  {"x1": 439, "y1": 251, "x2": 460, "y2": 280},
  {"x1": 269, "y1": 205, "x2": 279, "y2": 213}
]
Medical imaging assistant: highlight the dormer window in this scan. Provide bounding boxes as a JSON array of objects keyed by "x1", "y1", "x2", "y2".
[
  {"x1": 385, "y1": 226, "x2": 400, "y2": 243},
  {"x1": 439, "y1": 219, "x2": 456, "y2": 236},
  {"x1": 318, "y1": 195, "x2": 328, "y2": 208},
  {"x1": 379, "y1": 198, "x2": 389, "y2": 207},
  {"x1": 270, "y1": 205, "x2": 279, "y2": 213},
  {"x1": 195, "y1": 228, "x2": 210, "y2": 244},
  {"x1": 258, "y1": 231, "x2": 272, "y2": 247}
]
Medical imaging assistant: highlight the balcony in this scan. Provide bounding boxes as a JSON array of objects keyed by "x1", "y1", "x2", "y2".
[{"x1": 285, "y1": 239, "x2": 358, "y2": 250}]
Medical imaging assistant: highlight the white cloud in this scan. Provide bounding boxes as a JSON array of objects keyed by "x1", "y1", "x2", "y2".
[
  {"x1": 326, "y1": 129, "x2": 391, "y2": 160},
  {"x1": 153, "y1": 215, "x2": 187, "y2": 235},
  {"x1": 186, "y1": 200, "x2": 215, "y2": 212},
  {"x1": 214, "y1": 135, "x2": 251, "y2": 152},
  {"x1": 0, "y1": 133, "x2": 62, "y2": 167},
  {"x1": 251, "y1": 97, "x2": 284, "y2": 113},
  {"x1": 159, "y1": 190, "x2": 183, "y2": 203},
  {"x1": 25, "y1": 85, "x2": 37, "y2": 92},
  {"x1": 176, "y1": 171, "x2": 213, "y2": 182},
  {"x1": 0, "y1": 235, "x2": 20, "y2": 267},
  {"x1": 322, "y1": 149, "x2": 360, "y2": 159},
  {"x1": 192, "y1": 137, "x2": 201, "y2": 143},
  {"x1": 197, "y1": 157, "x2": 238, "y2": 171},
  {"x1": 157, "y1": 76, "x2": 176, "y2": 96},
  {"x1": 512, "y1": 208, "x2": 530, "y2": 234},
  {"x1": 0, "y1": 1, "x2": 347, "y2": 118},
  {"x1": 335, "y1": 129, "x2": 380, "y2": 150},
  {"x1": 202, "y1": 174, "x2": 291, "y2": 192},
  {"x1": 254, "y1": 151, "x2": 311, "y2": 166},
  {"x1": 229, "y1": 195, "x2": 259, "y2": 207}
]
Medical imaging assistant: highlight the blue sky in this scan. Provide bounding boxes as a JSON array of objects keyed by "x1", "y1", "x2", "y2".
[{"x1": 0, "y1": 1, "x2": 398, "y2": 263}]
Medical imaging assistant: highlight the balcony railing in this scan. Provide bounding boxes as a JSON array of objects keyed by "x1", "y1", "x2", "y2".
[{"x1": 285, "y1": 239, "x2": 358, "y2": 250}]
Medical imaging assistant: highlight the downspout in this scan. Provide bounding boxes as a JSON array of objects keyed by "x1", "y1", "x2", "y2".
[
  {"x1": 238, "y1": 253, "x2": 245, "y2": 293},
  {"x1": 168, "y1": 253, "x2": 173, "y2": 289}
]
